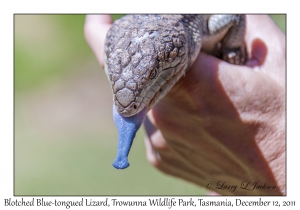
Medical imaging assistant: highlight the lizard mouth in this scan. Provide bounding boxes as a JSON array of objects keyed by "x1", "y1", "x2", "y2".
[
  {"x1": 148, "y1": 88, "x2": 161, "y2": 110},
  {"x1": 115, "y1": 83, "x2": 162, "y2": 117},
  {"x1": 116, "y1": 99, "x2": 149, "y2": 117},
  {"x1": 149, "y1": 95, "x2": 156, "y2": 109}
]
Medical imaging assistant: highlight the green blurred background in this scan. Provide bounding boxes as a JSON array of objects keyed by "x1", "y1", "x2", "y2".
[{"x1": 14, "y1": 14, "x2": 285, "y2": 195}]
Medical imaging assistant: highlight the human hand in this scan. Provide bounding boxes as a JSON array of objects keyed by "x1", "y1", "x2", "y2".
[
  {"x1": 144, "y1": 15, "x2": 285, "y2": 195},
  {"x1": 84, "y1": 15, "x2": 286, "y2": 195}
]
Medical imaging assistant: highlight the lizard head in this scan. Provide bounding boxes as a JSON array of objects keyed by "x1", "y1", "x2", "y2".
[{"x1": 104, "y1": 15, "x2": 188, "y2": 117}]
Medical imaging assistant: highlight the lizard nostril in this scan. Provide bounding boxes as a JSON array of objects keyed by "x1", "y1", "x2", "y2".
[{"x1": 133, "y1": 105, "x2": 137, "y2": 109}]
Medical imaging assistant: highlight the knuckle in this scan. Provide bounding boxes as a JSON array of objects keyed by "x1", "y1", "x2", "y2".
[
  {"x1": 146, "y1": 150, "x2": 161, "y2": 168},
  {"x1": 150, "y1": 130, "x2": 168, "y2": 151}
]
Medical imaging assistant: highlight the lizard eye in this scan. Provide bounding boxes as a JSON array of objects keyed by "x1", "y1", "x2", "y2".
[{"x1": 150, "y1": 69, "x2": 157, "y2": 80}]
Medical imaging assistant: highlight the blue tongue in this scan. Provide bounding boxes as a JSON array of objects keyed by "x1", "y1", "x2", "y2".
[{"x1": 112, "y1": 105, "x2": 148, "y2": 169}]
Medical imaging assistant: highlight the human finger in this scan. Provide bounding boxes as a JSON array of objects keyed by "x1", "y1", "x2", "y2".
[{"x1": 84, "y1": 15, "x2": 113, "y2": 66}]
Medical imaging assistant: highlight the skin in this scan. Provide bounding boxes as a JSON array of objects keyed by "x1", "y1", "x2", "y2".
[{"x1": 85, "y1": 15, "x2": 285, "y2": 195}]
